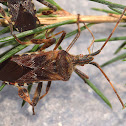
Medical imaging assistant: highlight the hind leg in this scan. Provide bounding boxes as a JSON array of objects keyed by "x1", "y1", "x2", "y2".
[{"x1": 17, "y1": 82, "x2": 43, "y2": 115}]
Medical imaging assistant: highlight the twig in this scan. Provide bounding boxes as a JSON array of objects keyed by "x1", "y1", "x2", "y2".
[{"x1": 37, "y1": 15, "x2": 126, "y2": 24}]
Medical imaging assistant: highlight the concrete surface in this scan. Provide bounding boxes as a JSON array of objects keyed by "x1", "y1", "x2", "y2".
[{"x1": 0, "y1": 0, "x2": 126, "y2": 126}]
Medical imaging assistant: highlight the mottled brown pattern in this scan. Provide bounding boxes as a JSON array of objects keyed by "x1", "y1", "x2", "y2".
[
  {"x1": 7, "y1": 0, "x2": 37, "y2": 32},
  {"x1": 34, "y1": 55, "x2": 47, "y2": 67},
  {"x1": 0, "y1": 51, "x2": 74, "y2": 84}
]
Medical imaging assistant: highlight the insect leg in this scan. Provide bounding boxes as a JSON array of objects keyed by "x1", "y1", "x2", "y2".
[
  {"x1": 31, "y1": 81, "x2": 51, "y2": 114},
  {"x1": 18, "y1": 83, "x2": 43, "y2": 115},
  {"x1": 14, "y1": 32, "x2": 56, "y2": 45},
  {"x1": 53, "y1": 31, "x2": 66, "y2": 50},
  {"x1": 13, "y1": 30, "x2": 66, "y2": 49},
  {"x1": 31, "y1": 82, "x2": 43, "y2": 115},
  {"x1": 89, "y1": 8, "x2": 126, "y2": 57},
  {"x1": 89, "y1": 61, "x2": 125, "y2": 109},
  {"x1": 34, "y1": 38, "x2": 56, "y2": 51},
  {"x1": 86, "y1": 8, "x2": 126, "y2": 57},
  {"x1": 13, "y1": 27, "x2": 56, "y2": 45},
  {"x1": 39, "y1": 30, "x2": 66, "y2": 51},
  {"x1": 18, "y1": 87, "x2": 32, "y2": 107},
  {"x1": 99, "y1": 8, "x2": 126, "y2": 52},
  {"x1": 39, "y1": 81, "x2": 51, "y2": 100}
]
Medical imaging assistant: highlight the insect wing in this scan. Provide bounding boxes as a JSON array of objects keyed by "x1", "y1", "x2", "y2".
[
  {"x1": 0, "y1": 58, "x2": 32, "y2": 82},
  {"x1": 7, "y1": 0, "x2": 37, "y2": 32}
]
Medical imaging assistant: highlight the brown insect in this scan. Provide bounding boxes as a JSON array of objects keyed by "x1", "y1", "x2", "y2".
[
  {"x1": 0, "y1": 0, "x2": 57, "y2": 45},
  {"x1": 0, "y1": 0, "x2": 57, "y2": 31},
  {"x1": 0, "y1": 9, "x2": 126, "y2": 114}
]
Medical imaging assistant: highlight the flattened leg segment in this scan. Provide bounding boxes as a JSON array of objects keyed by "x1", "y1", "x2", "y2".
[
  {"x1": 18, "y1": 82, "x2": 43, "y2": 115},
  {"x1": 18, "y1": 87, "x2": 32, "y2": 106}
]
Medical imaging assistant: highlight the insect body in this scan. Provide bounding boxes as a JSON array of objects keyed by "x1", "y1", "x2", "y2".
[
  {"x1": 0, "y1": 50, "x2": 92, "y2": 85},
  {"x1": 0, "y1": 0, "x2": 57, "y2": 46},
  {"x1": 7, "y1": 0, "x2": 38, "y2": 32},
  {"x1": 0, "y1": 0, "x2": 38, "y2": 33},
  {"x1": 0, "y1": 0, "x2": 57, "y2": 32},
  {"x1": 0, "y1": 9, "x2": 126, "y2": 115}
]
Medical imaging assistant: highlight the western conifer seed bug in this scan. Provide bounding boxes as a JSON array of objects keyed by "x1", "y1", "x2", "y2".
[
  {"x1": 0, "y1": 0, "x2": 57, "y2": 45},
  {"x1": 0, "y1": 8, "x2": 126, "y2": 115}
]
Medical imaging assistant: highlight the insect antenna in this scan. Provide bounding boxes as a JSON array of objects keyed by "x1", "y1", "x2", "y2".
[
  {"x1": 72, "y1": 8, "x2": 126, "y2": 108},
  {"x1": 97, "y1": 8, "x2": 126, "y2": 55},
  {"x1": 89, "y1": 62, "x2": 125, "y2": 108},
  {"x1": 87, "y1": 8, "x2": 126, "y2": 108}
]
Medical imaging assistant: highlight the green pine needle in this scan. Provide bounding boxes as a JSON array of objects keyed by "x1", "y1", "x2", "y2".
[
  {"x1": 101, "y1": 53, "x2": 126, "y2": 67},
  {"x1": 0, "y1": 84, "x2": 6, "y2": 91},
  {"x1": 89, "y1": 0, "x2": 125, "y2": 9},
  {"x1": 76, "y1": 72, "x2": 112, "y2": 108}
]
